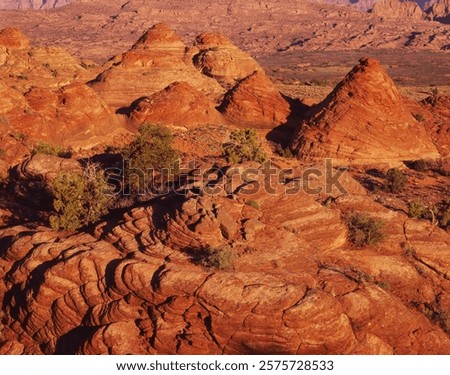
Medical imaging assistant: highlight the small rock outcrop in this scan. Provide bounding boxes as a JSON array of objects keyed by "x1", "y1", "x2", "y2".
[
  {"x1": 291, "y1": 58, "x2": 440, "y2": 165},
  {"x1": 193, "y1": 32, "x2": 263, "y2": 88},
  {"x1": 129, "y1": 82, "x2": 226, "y2": 128},
  {"x1": 371, "y1": 0, "x2": 424, "y2": 19},
  {"x1": 0, "y1": 27, "x2": 30, "y2": 50},
  {"x1": 219, "y1": 71, "x2": 291, "y2": 129},
  {"x1": 12, "y1": 153, "x2": 81, "y2": 204}
]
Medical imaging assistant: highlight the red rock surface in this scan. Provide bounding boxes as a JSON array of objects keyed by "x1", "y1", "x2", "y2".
[
  {"x1": 1, "y1": 163, "x2": 450, "y2": 354},
  {"x1": 193, "y1": 32, "x2": 263, "y2": 88},
  {"x1": 291, "y1": 58, "x2": 440, "y2": 165},
  {"x1": 89, "y1": 23, "x2": 224, "y2": 111},
  {"x1": 0, "y1": 27, "x2": 29, "y2": 49},
  {"x1": 421, "y1": 94, "x2": 450, "y2": 156},
  {"x1": 129, "y1": 82, "x2": 226, "y2": 129},
  {"x1": 219, "y1": 71, "x2": 291, "y2": 129}
]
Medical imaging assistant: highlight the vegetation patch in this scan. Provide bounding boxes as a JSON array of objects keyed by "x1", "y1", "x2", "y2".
[
  {"x1": 245, "y1": 199, "x2": 260, "y2": 210},
  {"x1": 345, "y1": 212, "x2": 385, "y2": 247},
  {"x1": 222, "y1": 129, "x2": 268, "y2": 164},
  {"x1": 33, "y1": 142, "x2": 72, "y2": 158},
  {"x1": 188, "y1": 245, "x2": 235, "y2": 270},
  {"x1": 407, "y1": 198, "x2": 450, "y2": 229},
  {"x1": 385, "y1": 167, "x2": 408, "y2": 193},
  {"x1": 49, "y1": 163, "x2": 113, "y2": 231},
  {"x1": 121, "y1": 123, "x2": 179, "y2": 192}
]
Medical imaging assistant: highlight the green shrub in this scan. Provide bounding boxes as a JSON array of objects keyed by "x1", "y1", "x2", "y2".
[
  {"x1": 346, "y1": 213, "x2": 385, "y2": 247},
  {"x1": 409, "y1": 159, "x2": 430, "y2": 172},
  {"x1": 33, "y1": 142, "x2": 72, "y2": 158},
  {"x1": 385, "y1": 168, "x2": 408, "y2": 193},
  {"x1": 121, "y1": 124, "x2": 179, "y2": 192},
  {"x1": 376, "y1": 281, "x2": 391, "y2": 291},
  {"x1": 275, "y1": 144, "x2": 294, "y2": 158},
  {"x1": 436, "y1": 198, "x2": 450, "y2": 229},
  {"x1": 0, "y1": 149, "x2": 5, "y2": 158},
  {"x1": 222, "y1": 129, "x2": 268, "y2": 164},
  {"x1": 198, "y1": 246, "x2": 234, "y2": 270},
  {"x1": 49, "y1": 163, "x2": 113, "y2": 230},
  {"x1": 245, "y1": 200, "x2": 260, "y2": 210},
  {"x1": 13, "y1": 133, "x2": 27, "y2": 142},
  {"x1": 408, "y1": 200, "x2": 428, "y2": 219},
  {"x1": 413, "y1": 113, "x2": 425, "y2": 122}
]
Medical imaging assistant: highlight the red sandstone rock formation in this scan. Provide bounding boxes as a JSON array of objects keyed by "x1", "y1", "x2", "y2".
[
  {"x1": 129, "y1": 82, "x2": 226, "y2": 129},
  {"x1": 89, "y1": 23, "x2": 224, "y2": 111},
  {"x1": 219, "y1": 71, "x2": 291, "y2": 129},
  {"x1": 0, "y1": 0, "x2": 72, "y2": 9},
  {"x1": 421, "y1": 94, "x2": 450, "y2": 156},
  {"x1": 291, "y1": 58, "x2": 440, "y2": 165},
  {"x1": 193, "y1": 32, "x2": 263, "y2": 88},
  {"x1": 1, "y1": 163, "x2": 450, "y2": 354},
  {"x1": 0, "y1": 27, "x2": 29, "y2": 49}
]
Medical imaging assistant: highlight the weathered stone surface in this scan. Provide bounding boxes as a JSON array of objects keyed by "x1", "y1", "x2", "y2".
[
  {"x1": 371, "y1": 0, "x2": 424, "y2": 19},
  {"x1": 89, "y1": 23, "x2": 224, "y2": 111},
  {"x1": 291, "y1": 58, "x2": 440, "y2": 165},
  {"x1": 129, "y1": 82, "x2": 226, "y2": 129},
  {"x1": 2, "y1": 163, "x2": 450, "y2": 354},
  {"x1": 193, "y1": 32, "x2": 263, "y2": 88},
  {"x1": 219, "y1": 71, "x2": 291, "y2": 129}
]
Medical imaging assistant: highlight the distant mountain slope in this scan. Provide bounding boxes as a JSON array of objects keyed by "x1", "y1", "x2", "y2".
[
  {"x1": 320, "y1": 0, "x2": 431, "y2": 10},
  {"x1": 0, "y1": 0, "x2": 72, "y2": 9}
]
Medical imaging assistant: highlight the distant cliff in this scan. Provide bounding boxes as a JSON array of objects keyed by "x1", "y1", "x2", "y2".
[{"x1": 0, "y1": 0, "x2": 73, "y2": 9}]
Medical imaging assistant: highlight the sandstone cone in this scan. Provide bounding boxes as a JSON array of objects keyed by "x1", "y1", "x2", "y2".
[
  {"x1": 89, "y1": 23, "x2": 224, "y2": 110},
  {"x1": 129, "y1": 82, "x2": 225, "y2": 128},
  {"x1": 219, "y1": 70, "x2": 291, "y2": 129},
  {"x1": 21, "y1": 82, "x2": 125, "y2": 148},
  {"x1": 291, "y1": 57, "x2": 440, "y2": 165},
  {"x1": 193, "y1": 32, "x2": 263, "y2": 88}
]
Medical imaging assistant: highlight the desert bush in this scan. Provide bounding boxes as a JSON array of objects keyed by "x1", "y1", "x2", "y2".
[
  {"x1": 121, "y1": 123, "x2": 179, "y2": 192},
  {"x1": 13, "y1": 132, "x2": 27, "y2": 142},
  {"x1": 413, "y1": 113, "x2": 425, "y2": 122},
  {"x1": 407, "y1": 199, "x2": 449, "y2": 228},
  {"x1": 49, "y1": 163, "x2": 113, "y2": 231},
  {"x1": 275, "y1": 144, "x2": 294, "y2": 158},
  {"x1": 33, "y1": 142, "x2": 72, "y2": 158},
  {"x1": 385, "y1": 168, "x2": 408, "y2": 193},
  {"x1": 197, "y1": 246, "x2": 234, "y2": 270},
  {"x1": 222, "y1": 129, "x2": 268, "y2": 164},
  {"x1": 436, "y1": 198, "x2": 450, "y2": 229},
  {"x1": 0, "y1": 149, "x2": 5, "y2": 158},
  {"x1": 408, "y1": 199, "x2": 429, "y2": 219},
  {"x1": 245, "y1": 199, "x2": 260, "y2": 210},
  {"x1": 408, "y1": 159, "x2": 430, "y2": 172},
  {"x1": 346, "y1": 213, "x2": 385, "y2": 247},
  {"x1": 376, "y1": 281, "x2": 391, "y2": 291}
]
